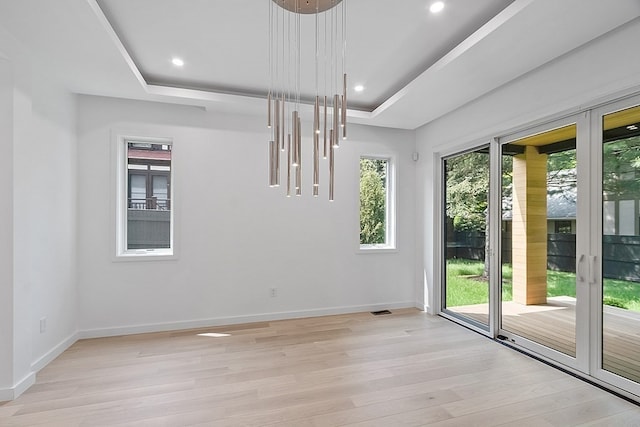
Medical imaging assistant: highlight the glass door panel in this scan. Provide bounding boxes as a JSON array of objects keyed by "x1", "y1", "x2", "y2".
[
  {"x1": 601, "y1": 105, "x2": 640, "y2": 384},
  {"x1": 500, "y1": 124, "x2": 578, "y2": 357},
  {"x1": 443, "y1": 147, "x2": 490, "y2": 328}
]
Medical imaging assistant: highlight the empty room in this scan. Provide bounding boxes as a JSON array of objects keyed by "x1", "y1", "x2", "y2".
[{"x1": 2, "y1": 0, "x2": 640, "y2": 425}]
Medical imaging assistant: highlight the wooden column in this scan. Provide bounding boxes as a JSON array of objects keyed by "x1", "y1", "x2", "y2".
[{"x1": 512, "y1": 145, "x2": 547, "y2": 305}]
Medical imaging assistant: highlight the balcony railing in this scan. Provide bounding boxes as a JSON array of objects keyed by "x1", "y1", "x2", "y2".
[{"x1": 128, "y1": 197, "x2": 171, "y2": 210}]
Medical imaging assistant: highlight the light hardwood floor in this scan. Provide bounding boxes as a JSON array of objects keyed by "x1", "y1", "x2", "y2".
[{"x1": 1, "y1": 309, "x2": 639, "y2": 426}]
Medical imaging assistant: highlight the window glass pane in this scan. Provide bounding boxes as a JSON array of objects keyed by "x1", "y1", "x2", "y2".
[
  {"x1": 602, "y1": 104, "x2": 640, "y2": 383},
  {"x1": 603, "y1": 201, "x2": 616, "y2": 235},
  {"x1": 126, "y1": 141, "x2": 172, "y2": 251},
  {"x1": 443, "y1": 148, "x2": 490, "y2": 327},
  {"x1": 360, "y1": 158, "x2": 389, "y2": 246},
  {"x1": 152, "y1": 175, "x2": 169, "y2": 210},
  {"x1": 501, "y1": 125, "x2": 577, "y2": 357},
  {"x1": 554, "y1": 220, "x2": 572, "y2": 234},
  {"x1": 618, "y1": 200, "x2": 635, "y2": 236},
  {"x1": 129, "y1": 174, "x2": 147, "y2": 209}
]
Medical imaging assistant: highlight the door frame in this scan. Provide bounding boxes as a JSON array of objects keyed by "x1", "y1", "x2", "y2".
[
  {"x1": 589, "y1": 96, "x2": 640, "y2": 398},
  {"x1": 437, "y1": 141, "x2": 494, "y2": 337},
  {"x1": 494, "y1": 113, "x2": 589, "y2": 373}
]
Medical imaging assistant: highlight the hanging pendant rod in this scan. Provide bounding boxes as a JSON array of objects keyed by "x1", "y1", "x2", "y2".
[{"x1": 267, "y1": 0, "x2": 347, "y2": 200}]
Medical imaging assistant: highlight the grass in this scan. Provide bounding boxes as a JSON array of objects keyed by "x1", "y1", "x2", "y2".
[{"x1": 445, "y1": 258, "x2": 640, "y2": 312}]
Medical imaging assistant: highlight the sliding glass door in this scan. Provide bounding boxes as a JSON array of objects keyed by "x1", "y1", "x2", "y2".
[
  {"x1": 498, "y1": 118, "x2": 588, "y2": 370},
  {"x1": 440, "y1": 97, "x2": 640, "y2": 400},
  {"x1": 442, "y1": 146, "x2": 490, "y2": 330},
  {"x1": 592, "y1": 101, "x2": 640, "y2": 396}
]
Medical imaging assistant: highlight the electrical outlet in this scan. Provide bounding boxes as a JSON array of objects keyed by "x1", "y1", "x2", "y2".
[
  {"x1": 40, "y1": 317, "x2": 46, "y2": 333},
  {"x1": 270, "y1": 287, "x2": 277, "y2": 297}
]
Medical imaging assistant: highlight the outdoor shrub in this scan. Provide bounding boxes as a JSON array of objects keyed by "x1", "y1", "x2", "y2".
[{"x1": 602, "y1": 297, "x2": 628, "y2": 310}]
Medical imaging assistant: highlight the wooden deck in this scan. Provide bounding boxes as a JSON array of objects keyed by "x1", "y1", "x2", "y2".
[{"x1": 450, "y1": 298, "x2": 640, "y2": 384}]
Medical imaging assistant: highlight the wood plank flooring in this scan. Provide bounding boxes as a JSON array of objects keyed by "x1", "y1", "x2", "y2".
[{"x1": 1, "y1": 309, "x2": 639, "y2": 426}]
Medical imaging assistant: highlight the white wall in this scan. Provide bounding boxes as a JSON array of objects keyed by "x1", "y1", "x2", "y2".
[
  {"x1": 0, "y1": 27, "x2": 77, "y2": 400},
  {"x1": 77, "y1": 96, "x2": 417, "y2": 335},
  {"x1": 0, "y1": 56, "x2": 15, "y2": 396},
  {"x1": 21, "y1": 69, "x2": 78, "y2": 370},
  {"x1": 416, "y1": 18, "x2": 640, "y2": 313}
]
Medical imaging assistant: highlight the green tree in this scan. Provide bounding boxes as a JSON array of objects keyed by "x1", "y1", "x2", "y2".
[
  {"x1": 360, "y1": 159, "x2": 387, "y2": 244},
  {"x1": 547, "y1": 149, "x2": 576, "y2": 172},
  {"x1": 445, "y1": 152, "x2": 489, "y2": 233},
  {"x1": 445, "y1": 151, "x2": 490, "y2": 277},
  {"x1": 603, "y1": 136, "x2": 640, "y2": 198}
]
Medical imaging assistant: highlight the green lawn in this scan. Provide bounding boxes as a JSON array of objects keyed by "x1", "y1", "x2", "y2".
[{"x1": 445, "y1": 259, "x2": 640, "y2": 312}]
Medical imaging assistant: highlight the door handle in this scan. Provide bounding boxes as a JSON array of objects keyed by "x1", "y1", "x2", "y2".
[
  {"x1": 589, "y1": 255, "x2": 597, "y2": 284},
  {"x1": 577, "y1": 254, "x2": 586, "y2": 282}
]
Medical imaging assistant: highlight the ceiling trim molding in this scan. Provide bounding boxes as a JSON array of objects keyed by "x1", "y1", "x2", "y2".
[
  {"x1": 369, "y1": 0, "x2": 534, "y2": 120},
  {"x1": 88, "y1": 0, "x2": 373, "y2": 120},
  {"x1": 87, "y1": 0, "x2": 146, "y2": 90},
  {"x1": 83, "y1": 0, "x2": 638, "y2": 130}
]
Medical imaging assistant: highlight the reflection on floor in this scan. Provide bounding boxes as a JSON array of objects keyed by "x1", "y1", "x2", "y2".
[{"x1": 449, "y1": 297, "x2": 640, "y2": 384}]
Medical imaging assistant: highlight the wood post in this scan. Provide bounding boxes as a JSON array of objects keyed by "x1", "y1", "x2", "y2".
[{"x1": 512, "y1": 145, "x2": 548, "y2": 305}]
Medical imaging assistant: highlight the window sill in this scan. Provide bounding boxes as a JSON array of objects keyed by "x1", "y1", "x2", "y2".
[
  {"x1": 114, "y1": 249, "x2": 177, "y2": 262},
  {"x1": 358, "y1": 245, "x2": 397, "y2": 254}
]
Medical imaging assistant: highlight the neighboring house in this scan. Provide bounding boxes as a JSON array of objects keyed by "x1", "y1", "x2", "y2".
[
  {"x1": 502, "y1": 168, "x2": 577, "y2": 234},
  {"x1": 126, "y1": 143, "x2": 172, "y2": 249},
  {"x1": 127, "y1": 142, "x2": 171, "y2": 211}
]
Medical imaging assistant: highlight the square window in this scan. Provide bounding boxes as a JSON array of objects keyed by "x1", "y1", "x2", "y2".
[{"x1": 554, "y1": 220, "x2": 572, "y2": 234}]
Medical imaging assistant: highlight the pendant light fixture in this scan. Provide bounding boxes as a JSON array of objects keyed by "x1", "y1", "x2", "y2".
[{"x1": 267, "y1": 0, "x2": 347, "y2": 201}]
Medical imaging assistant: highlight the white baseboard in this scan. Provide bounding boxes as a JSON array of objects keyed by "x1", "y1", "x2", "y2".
[
  {"x1": 79, "y1": 301, "x2": 416, "y2": 339},
  {"x1": 0, "y1": 332, "x2": 79, "y2": 401},
  {"x1": 415, "y1": 302, "x2": 429, "y2": 312},
  {"x1": 0, "y1": 371, "x2": 35, "y2": 402},
  {"x1": 31, "y1": 332, "x2": 79, "y2": 373}
]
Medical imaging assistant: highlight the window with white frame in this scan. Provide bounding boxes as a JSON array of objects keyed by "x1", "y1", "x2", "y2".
[
  {"x1": 359, "y1": 156, "x2": 395, "y2": 250},
  {"x1": 116, "y1": 136, "x2": 173, "y2": 257}
]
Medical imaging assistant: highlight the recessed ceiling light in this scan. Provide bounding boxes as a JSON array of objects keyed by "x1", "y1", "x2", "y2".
[
  {"x1": 430, "y1": 1, "x2": 445, "y2": 13},
  {"x1": 627, "y1": 125, "x2": 639, "y2": 131},
  {"x1": 171, "y1": 57, "x2": 184, "y2": 67},
  {"x1": 354, "y1": 84, "x2": 364, "y2": 92}
]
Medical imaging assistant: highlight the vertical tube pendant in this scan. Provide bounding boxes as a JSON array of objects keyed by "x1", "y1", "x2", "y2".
[
  {"x1": 329, "y1": 128, "x2": 333, "y2": 154},
  {"x1": 342, "y1": 100, "x2": 347, "y2": 141},
  {"x1": 342, "y1": 74, "x2": 347, "y2": 140},
  {"x1": 287, "y1": 134, "x2": 292, "y2": 197},
  {"x1": 267, "y1": 91, "x2": 272, "y2": 129},
  {"x1": 297, "y1": 115, "x2": 302, "y2": 166},
  {"x1": 342, "y1": 73, "x2": 347, "y2": 135},
  {"x1": 275, "y1": 130, "x2": 280, "y2": 187},
  {"x1": 268, "y1": 140, "x2": 272, "y2": 186},
  {"x1": 333, "y1": 94, "x2": 340, "y2": 148},
  {"x1": 329, "y1": 130, "x2": 335, "y2": 201},
  {"x1": 314, "y1": 96, "x2": 320, "y2": 135},
  {"x1": 323, "y1": 96, "x2": 328, "y2": 159},
  {"x1": 269, "y1": 140, "x2": 277, "y2": 187},
  {"x1": 274, "y1": 99, "x2": 280, "y2": 155},
  {"x1": 281, "y1": 94, "x2": 286, "y2": 151},
  {"x1": 296, "y1": 116, "x2": 302, "y2": 196},
  {"x1": 313, "y1": 118, "x2": 319, "y2": 197},
  {"x1": 292, "y1": 111, "x2": 299, "y2": 167}
]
